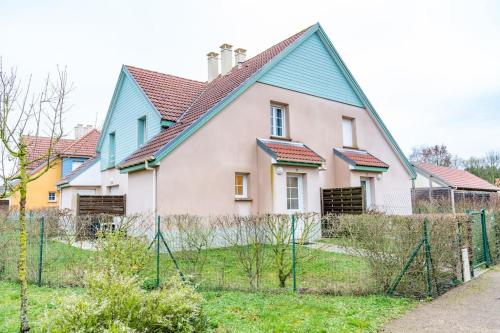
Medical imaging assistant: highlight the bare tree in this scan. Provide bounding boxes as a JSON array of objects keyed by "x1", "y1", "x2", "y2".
[
  {"x1": 216, "y1": 215, "x2": 267, "y2": 289},
  {"x1": 0, "y1": 59, "x2": 70, "y2": 332},
  {"x1": 409, "y1": 144, "x2": 452, "y2": 167},
  {"x1": 264, "y1": 213, "x2": 318, "y2": 288}
]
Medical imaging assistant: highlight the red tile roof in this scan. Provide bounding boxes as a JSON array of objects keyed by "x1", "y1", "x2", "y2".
[
  {"x1": 125, "y1": 66, "x2": 206, "y2": 122},
  {"x1": 61, "y1": 129, "x2": 100, "y2": 157},
  {"x1": 24, "y1": 136, "x2": 75, "y2": 171},
  {"x1": 335, "y1": 148, "x2": 389, "y2": 168},
  {"x1": 120, "y1": 26, "x2": 313, "y2": 167},
  {"x1": 24, "y1": 129, "x2": 100, "y2": 172},
  {"x1": 258, "y1": 139, "x2": 324, "y2": 165},
  {"x1": 415, "y1": 162, "x2": 499, "y2": 192}
]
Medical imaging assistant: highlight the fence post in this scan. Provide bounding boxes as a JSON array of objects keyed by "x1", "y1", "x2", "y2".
[
  {"x1": 37, "y1": 217, "x2": 45, "y2": 287},
  {"x1": 291, "y1": 214, "x2": 297, "y2": 293},
  {"x1": 156, "y1": 215, "x2": 160, "y2": 289},
  {"x1": 423, "y1": 219, "x2": 433, "y2": 297},
  {"x1": 480, "y1": 209, "x2": 491, "y2": 267}
]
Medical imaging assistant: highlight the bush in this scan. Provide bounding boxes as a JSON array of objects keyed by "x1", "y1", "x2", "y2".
[
  {"x1": 331, "y1": 214, "x2": 468, "y2": 297},
  {"x1": 43, "y1": 275, "x2": 209, "y2": 333},
  {"x1": 42, "y1": 231, "x2": 209, "y2": 333}
]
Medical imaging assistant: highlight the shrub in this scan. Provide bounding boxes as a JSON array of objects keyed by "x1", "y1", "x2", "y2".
[
  {"x1": 43, "y1": 275, "x2": 209, "y2": 333},
  {"x1": 42, "y1": 230, "x2": 209, "y2": 333},
  {"x1": 331, "y1": 213, "x2": 468, "y2": 297}
]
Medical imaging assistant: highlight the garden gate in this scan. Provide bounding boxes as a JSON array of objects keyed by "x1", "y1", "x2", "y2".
[{"x1": 467, "y1": 209, "x2": 492, "y2": 269}]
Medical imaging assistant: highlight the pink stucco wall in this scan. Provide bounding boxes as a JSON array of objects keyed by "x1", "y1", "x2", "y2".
[{"x1": 131, "y1": 82, "x2": 412, "y2": 216}]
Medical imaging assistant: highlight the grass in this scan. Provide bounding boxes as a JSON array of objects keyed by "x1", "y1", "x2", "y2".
[
  {"x1": 1, "y1": 233, "x2": 373, "y2": 293},
  {"x1": 0, "y1": 281, "x2": 83, "y2": 332},
  {"x1": 154, "y1": 245, "x2": 372, "y2": 293},
  {"x1": 0, "y1": 281, "x2": 415, "y2": 333}
]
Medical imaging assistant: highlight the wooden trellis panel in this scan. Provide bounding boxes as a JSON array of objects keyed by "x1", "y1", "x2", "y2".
[
  {"x1": 77, "y1": 195, "x2": 126, "y2": 216},
  {"x1": 321, "y1": 187, "x2": 364, "y2": 215}
]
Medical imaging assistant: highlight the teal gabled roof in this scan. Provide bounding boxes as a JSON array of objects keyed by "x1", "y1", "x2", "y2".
[{"x1": 118, "y1": 23, "x2": 416, "y2": 179}]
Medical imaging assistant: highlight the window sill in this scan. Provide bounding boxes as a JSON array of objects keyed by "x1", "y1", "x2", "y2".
[
  {"x1": 270, "y1": 136, "x2": 292, "y2": 141},
  {"x1": 342, "y1": 145, "x2": 359, "y2": 150},
  {"x1": 235, "y1": 197, "x2": 253, "y2": 202}
]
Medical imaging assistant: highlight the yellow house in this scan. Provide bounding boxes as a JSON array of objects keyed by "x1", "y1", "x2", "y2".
[
  {"x1": 10, "y1": 159, "x2": 62, "y2": 210},
  {"x1": 9, "y1": 129, "x2": 100, "y2": 210}
]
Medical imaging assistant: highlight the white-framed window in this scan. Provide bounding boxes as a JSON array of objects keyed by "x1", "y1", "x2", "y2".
[
  {"x1": 137, "y1": 116, "x2": 147, "y2": 147},
  {"x1": 234, "y1": 173, "x2": 248, "y2": 198},
  {"x1": 342, "y1": 117, "x2": 355, "y2": 147},
  {"x1": 48, "y1": 192, "x2": 56, "y2": 202},
  {"x1": 71, "y1": 160, "x2": 84, "y2": 171},
  {"x1": 286, "y1": 173, "x2": 303, "y2": 211},
  {"x1": 270, "y1": 105, "x2": 286, "y2": 137}
]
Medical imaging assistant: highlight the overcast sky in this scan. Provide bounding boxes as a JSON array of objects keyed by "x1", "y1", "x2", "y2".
[{"x1": 2, "y1": 0, "x2": 499, "y2": 158}]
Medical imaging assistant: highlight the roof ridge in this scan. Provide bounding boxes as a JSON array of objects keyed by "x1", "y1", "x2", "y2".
[
  {"x1": 62, "y1": 128, "x2": 100, "y2": 154},
  {"x1": 22, "y1": 134, "x2": 75, "y2": 142},
  {"x1": 124, "y1": 65, "x2": 206, "y2": 85}
]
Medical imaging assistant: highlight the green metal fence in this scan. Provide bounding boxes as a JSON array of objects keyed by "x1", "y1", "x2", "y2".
[
  {"x1": 467, "y1": 209, "x2": 492, "y2": 269},
  {"x1": 2, "y1": 210, "x2": 497, "y2": 298}
]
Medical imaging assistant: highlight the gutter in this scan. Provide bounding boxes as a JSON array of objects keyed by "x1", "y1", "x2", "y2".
[{"x1": 118, "y1": 155, "x2": 155, "y2": 173}]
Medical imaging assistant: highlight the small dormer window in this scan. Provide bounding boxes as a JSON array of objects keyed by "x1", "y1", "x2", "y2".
[{"x1": 270, "y1": 105, "x2": 286, "y2": 137}]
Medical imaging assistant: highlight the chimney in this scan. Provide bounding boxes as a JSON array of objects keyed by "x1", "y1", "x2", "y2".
[
  {"x1": 220, "y1": 43, "x2": 233, "y2": 75},
  {"x1": 234, "y1": 48, "x2": 247, "y2": 66},
  {"x1": 207, "y1": 52, "x2": 219, "y2": 82},
  {"x1": 74, "y1": 124, "x2": 84, "y2": 139},
  {"x1": 74, "y1": 124, "x2": 94, "y2": 139}
]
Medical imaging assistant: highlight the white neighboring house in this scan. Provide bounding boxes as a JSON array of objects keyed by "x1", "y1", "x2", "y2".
[{"x1": 56, "y1": 156, "x2": 102, "y2": 214}]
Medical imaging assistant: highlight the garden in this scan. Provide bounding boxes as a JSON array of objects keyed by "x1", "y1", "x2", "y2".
[{"x1": 0, "y1": 209, "x2": 499, "y2": 332}]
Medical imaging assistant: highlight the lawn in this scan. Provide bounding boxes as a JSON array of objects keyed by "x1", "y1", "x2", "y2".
[
  {"x1": 1, "y1": 233, "x2": 373, "y2": 293},
  {"x1": 0, "y1": 281, "x2": 416, "y2": 333}
]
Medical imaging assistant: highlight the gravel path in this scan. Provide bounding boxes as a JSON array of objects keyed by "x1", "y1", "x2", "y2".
[{"x1": 383, "y1": 266, "x2": 500, "y2": 333}]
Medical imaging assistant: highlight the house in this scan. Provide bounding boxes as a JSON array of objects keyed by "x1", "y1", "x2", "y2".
[
  {"x1": 413, "y1": 162, "x2": 500, "y2": 212},
  {"x1": 56, "y1": 155, "x2": 102, "y2": 213},
  {"x1": 9, "y1": 126, "x2": 100, "y2": 210},
  {"x1": 97, "y1": 23, "x2": 416, "y2": 217}
]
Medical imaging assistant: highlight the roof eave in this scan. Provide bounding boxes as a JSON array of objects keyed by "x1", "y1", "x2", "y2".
[
  {"x1": 316, "y1": 25, "x2": 416, "y2": 180},
  {"x1": 118, "y1": 156, "x2": 155, "y2": 172}
]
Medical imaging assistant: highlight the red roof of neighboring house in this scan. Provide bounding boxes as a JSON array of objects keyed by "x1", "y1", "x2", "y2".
[
  {"x1": 335, "y1": 148, "x2": 389, "y2": 168},
  {"x1": 257, "y1": 139, "x2": 324, "y2": 165},
  {"x1": 415, "y1": 162, "x2": 499, "y2": 192},
  {"x1": 24, "y1": 136, "x2": 75, "y2": 171},
  {"x1": 61, "y1": 129, "x2": 100, "y2": 157},
  {"x1": 125, "y1": 66, "x2": 206, "y2": 122},
  {"x1": 24, "y1": 129, "x2": 100, "y2": 172},
  {"x1": 120, "y1": 26, "x2": 313, "y2": 167}
]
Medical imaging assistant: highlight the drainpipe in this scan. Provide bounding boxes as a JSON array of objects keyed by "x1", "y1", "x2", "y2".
[{"x1": 144, "y1": 160, "x2": 157, "y2": 217}]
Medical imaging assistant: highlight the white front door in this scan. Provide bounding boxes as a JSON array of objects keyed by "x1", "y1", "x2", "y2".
[
  {"x1": 360, "y1": 178, "x2": 372, "y2": 211},
  {"x1": 286, "y1": 173, "x2": 305, "y2": 238},
  {"x1": 286, "y1": 173, "x2": 303, "y2": 212}
]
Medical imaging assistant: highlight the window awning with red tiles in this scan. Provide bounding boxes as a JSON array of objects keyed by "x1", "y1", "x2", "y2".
[
  {"x1": 257, "y1": 139, "x2": 324, "y2": 166},
  {"x1": 334, "y1": 148, "x2": 389, "y2": 171}
]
